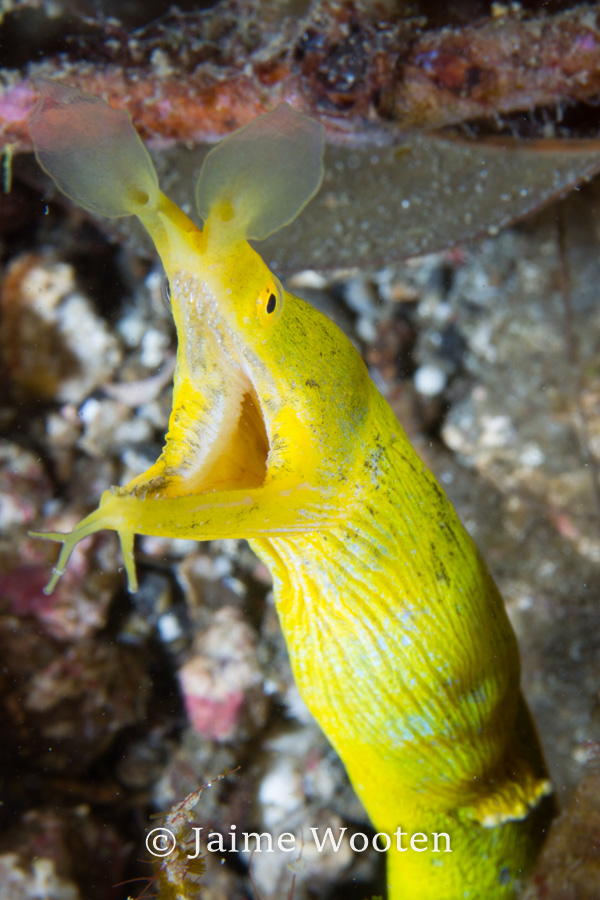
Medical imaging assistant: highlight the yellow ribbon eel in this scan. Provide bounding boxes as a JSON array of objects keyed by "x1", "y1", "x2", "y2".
[{"x1": 29, "y1": 79, "x2": 553, "y2": 899}]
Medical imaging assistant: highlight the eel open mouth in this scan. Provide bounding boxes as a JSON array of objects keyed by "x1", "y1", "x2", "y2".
[
  {"x1": 128, "y1": 291, "x2": 273, "y2": 501},
  {"x1": 146, "y1": 349, "x2": 272, "y2": 501},
  {"x1": 188, "y1": 377, "x2": 270, "y2": 494}
]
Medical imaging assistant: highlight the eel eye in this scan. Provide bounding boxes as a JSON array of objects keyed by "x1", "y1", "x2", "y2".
[{"x1": 257, "y1": 278, "x2": 283, "y2": 324}]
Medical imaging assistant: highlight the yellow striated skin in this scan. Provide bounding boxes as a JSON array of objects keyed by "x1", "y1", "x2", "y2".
[{"x1": 29, "y1": 81, "x2": 552, "y2": 899}]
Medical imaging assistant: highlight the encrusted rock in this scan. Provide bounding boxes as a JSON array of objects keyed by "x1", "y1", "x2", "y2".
[
  {"x1": 1, "y1": 253, "x2": 121, "y2": 403},
  {"x1": 179, "y1": 606, "x2": 267, "y2": 742}
]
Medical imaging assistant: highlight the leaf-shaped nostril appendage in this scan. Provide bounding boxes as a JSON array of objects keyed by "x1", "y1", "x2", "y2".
[
  {"x1": 30, "y1": 78, "x2": 159, "y2": 218},
  {"x1": 195, "y1": 103, "x2": 325, "y2": 241}
]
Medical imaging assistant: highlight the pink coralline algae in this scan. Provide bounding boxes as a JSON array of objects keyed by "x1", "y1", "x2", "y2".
[{"x1": 178, "y1": 606, "x2": 268, "y2": 742}]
